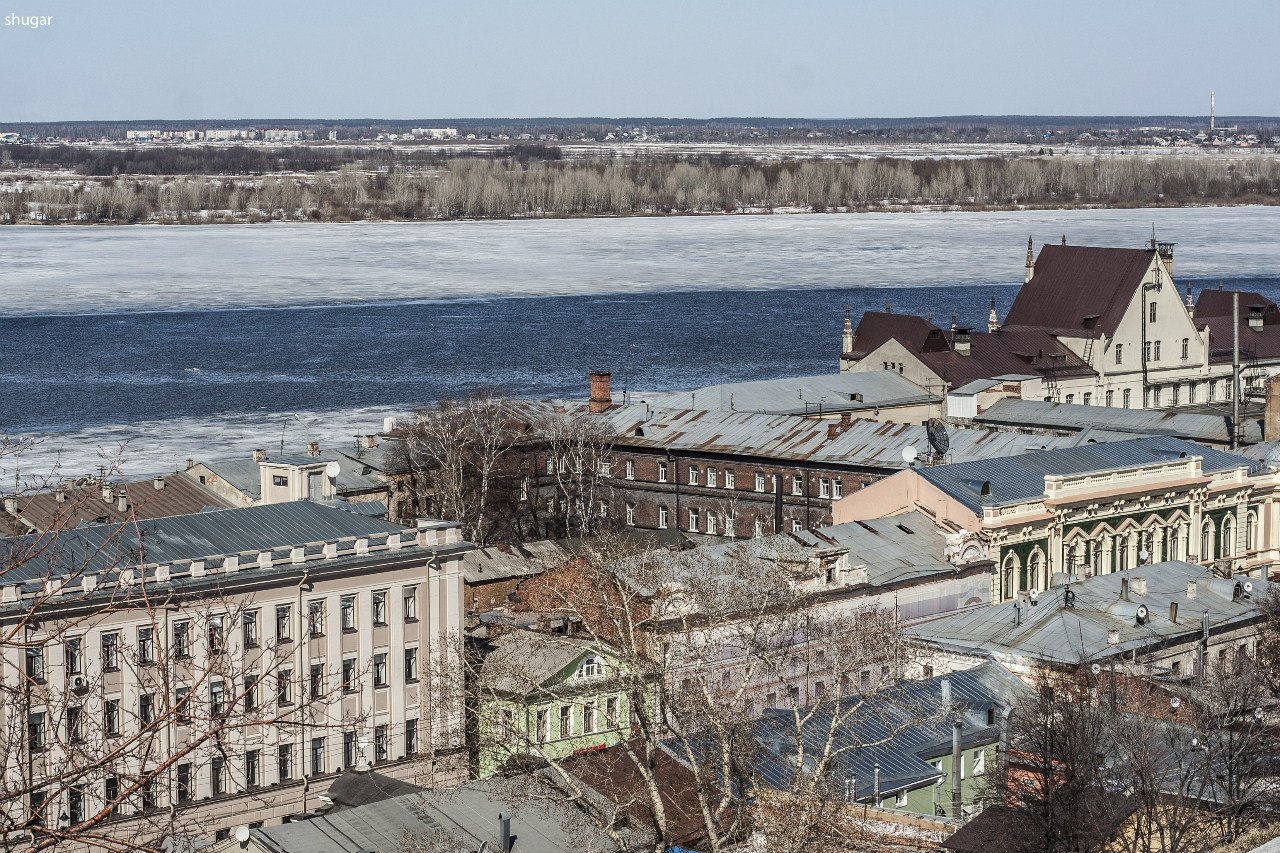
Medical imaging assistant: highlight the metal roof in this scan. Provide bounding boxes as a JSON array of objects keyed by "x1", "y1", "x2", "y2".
[
  {"x1": 750, "y1": 663, "x2": 1031, "y2": 801},
  {"x1": 917, "y1": 436, "x2": 1255, "y2": 511},
  {"x1": 589, "y1": 402, "x2": 1138, "y2": 472},
  {"x1": 202, "y1": 449, "x2": 388, "y2": 501},
  {"x1": 460, "y1": 540, "x2": 570, "y2": 585},
  {"x1": 0, "y1": 501, "x2": 410, "y2": 587},
  {"x1": 974, "y1": 398, "x2": 1264, "y2": 445},
  {"x1": 908, "y1": 562, "x2": 1268, "y2": 666},
  {"x1": 480, "y1": 630, "x2": 611, "y2": 695},
  {"x1": 634, "y1": 370, "x2": 939, "y2": 416}
]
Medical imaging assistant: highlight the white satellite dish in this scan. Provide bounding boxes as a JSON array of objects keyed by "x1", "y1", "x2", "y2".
[
  {"x1": 1028, "y1": 589, "x2": 1039, "y2": 604},
  {"x1": 325, "y1": 461, "x2": 341, "y2": 478},
  {"x1": 901, "y1": 446, "x2": 919, "y2": 465},
  {"x1": 234, "y1": 826, "x2": 251, "y2": 843},
  {"x1": 1090, "y1": 663, "x2": 1102, "y2": 676},
  {"x1": 1245, "y1": 581, "x2": 1255, "y2": 594},
  {"x1": 1170, "y1": 696, "x2": 1181, "y2": 711},
  {"x1": 1139, "y1": 549, "x2": 1149, "y2": 563},
  {"x1": 1136, "y1": 604, "x2": 1149, "y2": 623}
]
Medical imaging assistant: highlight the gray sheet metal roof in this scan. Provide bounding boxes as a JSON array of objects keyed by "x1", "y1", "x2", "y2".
[
  {"x1": 974, "y1": 398, "x2": 1264, "y2": 445},
  {"x1": 461, "y1": 539, "x2": 570, "y2": 584},
  {"x1": 908, "y1": 562, "x2": 1268, "y2": 666},
  {"x1": 752, "y1": 663, "x2": 1030, "y2": 800},
  {"x1": 587, "y1": 402, "x2": 1139, "y2": 472},
  {"x1": 635, "y1": 370, "x2": 940, "y2": 415},
  {"x1": 481, "y1": 630, "x2": 610, "y2": 695},
  {"x1": 918, "y1": 435, "x2": 1255, "y2": 511},
  {"x1": 202, "y1": 450, "x2": 388, "y2": 502},
  {"x1": 247, "y1": 779, "x2": 625, "y2": 853},
  {"x1": 1, "y1": 501, "x2": 410, "y2": 587}
]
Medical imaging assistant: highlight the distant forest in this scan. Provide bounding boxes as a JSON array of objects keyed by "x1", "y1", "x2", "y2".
[{"x1": 3, "y1": 148, "x2": 1279, "y2": 224}]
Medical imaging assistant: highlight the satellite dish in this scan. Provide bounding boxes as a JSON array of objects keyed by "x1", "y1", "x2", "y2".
[
  {"x1": 1245, "y1": 581, "x2": 1255, "y2": 594},
  {"x1": 1090, "y1": 663, "x2": 1102, "y2": 676},
  {"x1": 1170, "y1": 696, "x2": 1182, "y2": 711},
  {"x1": 234, "y1": 826, "x2": 251, "y2": 843},
  {"x1": 1136, "y1": 604, "x2": 1149, "y2": 624},
  {"x1": 1139, "y1": 549, "x2": 1149, "y2": 563},
  {"x1": 1028, "y1": 589, "x2": 1039, "y2": 604},
  {"x1": 325, "y1": 461, "x2": 341, "y2": 478},
  {"x1": 902, "y1": 446, "x2": 919, "y2": 465},
  {"x1": 925, "y1": 419, "x2": 950, "y2": 456}
]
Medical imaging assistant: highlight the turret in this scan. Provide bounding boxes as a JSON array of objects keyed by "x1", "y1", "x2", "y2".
[
  {"x1": 1024, "y1": 236, "x2": 1035, "y2": 284},
  {"x1": 842, "y1": 306, "x2": 853, "y2": 354},
  {"x1": 987, "y1": 296, "x2": 1000, "y2": 333}
]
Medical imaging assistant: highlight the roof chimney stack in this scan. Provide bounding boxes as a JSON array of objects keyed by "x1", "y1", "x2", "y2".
[
  {"x1": 306, "y1": 440, "x2": 321, "y2": 457},
  {"x1": 252, "y1": 449, "x2": 267, "y2": 463},
  {"x1": 1249, "y1": 305, "x2": 1265, "y2": 333},
  {"x1": 589, "y1": 370, "x2": 613, "y2": 414},
  {"x1": 152, "y1": 476, "x2": 166, "y2": 491},
  {"x1": 953, "y1": 328, "x2": 972, "y2": 356},
  {"x1": 117, "y1": 493, "x2": 129, "y2": 513}
]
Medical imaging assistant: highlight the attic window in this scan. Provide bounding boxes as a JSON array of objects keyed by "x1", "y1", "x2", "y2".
[
  {"x1": 579, "y1": 657, "x2": 602, "y2": 678},
  {"x1": 895, "y1": 523, "x2": 915, "y2": 535},
  {"x1": 851, "y1": 393, "x2": 864, "y2": 402},
  {"x1": 979, "y1": 481, "x2": 991, "y2": 497},
  {"x1": 634, "y1": 427, "x2": 645, "y2": 437}
]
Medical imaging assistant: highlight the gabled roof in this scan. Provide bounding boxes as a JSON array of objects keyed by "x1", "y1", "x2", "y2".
[
  {"x1": 917, "y1": 435, "x2": 1254, "y2": 512},
  {"x1": 5, "y1": 471, "x2": 234, "y2": 533},
  {"x1": 481, "y1": 630, "x2": 613, "y2": 695},
  {"x1": 1003, "y1": 244, "x2": 1157, "y2": 336},
  {"x1": 1194, "y1": 288, "x2": 1278, "y2": 318}
]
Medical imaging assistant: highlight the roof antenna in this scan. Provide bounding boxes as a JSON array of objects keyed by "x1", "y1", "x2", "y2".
[
  {"x1": 1150, "y1": 223, "x2": 1157, "y2": 251},
  {"x1": 1061, "y1": 234, "x2": 1066, "y2": 245}
]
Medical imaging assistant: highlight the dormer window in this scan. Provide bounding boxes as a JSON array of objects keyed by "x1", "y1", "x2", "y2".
[{"x1": 579, "y1": 657, "x2": 602, "y2": 679}]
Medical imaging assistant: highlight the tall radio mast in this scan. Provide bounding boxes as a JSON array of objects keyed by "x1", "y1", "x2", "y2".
[{"x1": 1210, "y1": 91, "x2": 1216, "y2": 131}]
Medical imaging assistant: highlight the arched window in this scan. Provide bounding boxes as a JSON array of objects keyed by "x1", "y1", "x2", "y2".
[
  {"x1": 1028, "y1": 550, "x2": 1044, "y2": 591},
  {"x1": 1201, "y1": 520, "x2": 1215, "y2": 562},
  {"x1": 1247, "y1": 511, "x2": 1258, "y2": 552},
  {"x1": 1222, "y1": 517, "x2": 1236, "y2": 558},
  {"x1": 1002, "y1": 554, "x2": 1018, "y2": 600},
  {"x1": 1065, "y1": 541, "x2": 1081, "y2": 573}
]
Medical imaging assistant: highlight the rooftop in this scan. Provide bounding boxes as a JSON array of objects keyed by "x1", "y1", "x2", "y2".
[
  {"x1": 1003, "y1": 243, "x2": 1157, "y2": 336},
  {"x1": 460, "y1": 539, "x2": 570, "y2": 585},
  {"x1": 635, "y1": 370, "x2": 940, "y2": 416},
  {"x1": 908, "y1": 562, "x2": 1268, "y2": 667},
  {"x1": 480, "y1": 629, "x2": 612, "y2": 695},
  {"x1": 917, "y1": 435, "x2": 1254, "y2": 511},
  {"x1": 972, "y1": 398, "x2": 1264, "y2": 446},
  {"x1": 4, "y1": 471, "x2": 234, "y2": 533}
]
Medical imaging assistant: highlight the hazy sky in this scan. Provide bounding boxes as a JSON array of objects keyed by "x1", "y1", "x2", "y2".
[{"x1": 3, "y1": 0, "x2": 1277, "y2": 121}]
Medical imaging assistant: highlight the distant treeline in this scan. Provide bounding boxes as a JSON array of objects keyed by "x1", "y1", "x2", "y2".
[{"x1": 3, "y1": 154, "x2": 1279, "y2": 224}]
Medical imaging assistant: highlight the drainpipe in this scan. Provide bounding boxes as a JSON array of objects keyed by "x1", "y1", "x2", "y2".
[
  {"x1": 951, "y1": 716, "x2": 963, "y2": 818},
  {"x1": 296, "y1": 571, "x2": 310, "y2": 811}
]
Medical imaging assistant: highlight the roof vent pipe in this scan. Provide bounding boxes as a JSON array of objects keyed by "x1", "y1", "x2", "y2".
[
  {"x1": 117, "y1": 494, "x2": 129, "y2": 513},
  {"x1": 1108, "y1": 628, "x2": 1120, "y2": 646}
]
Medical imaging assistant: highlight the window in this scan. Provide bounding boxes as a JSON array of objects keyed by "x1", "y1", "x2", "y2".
[
  {"x1": 373, "y1": 653, "x2": 388, "y2": 687},
  {"x1": 1083, "y1": 392, "x2": 1092, "y2": 406},
  {"x1": 339, "y1": 660, "x2": 358, "y2": 697},
  {"x1": 579, "y1": 656, "x2": 602, "y2": 678},
  {"x1": 559, "y1": 705, "x2": 573, "y2": 739},
  {"x1": 207, "y1": 616, "x2": 224, "y2": 654},
  {"x1": 372, "y1": 591, "x2": 388, "y2": 625},
  {"x1": 139, "y1": 693, "x2": 155, "y2": 725},
  {"x1": 1150, "y1": 301, "x2": 1158, "y2": 323},
  {"x1": 724, "y1": 469, "x2": 735, "y2": 489},
  {"x1": 25, "y1": 646, "x2": 44, "y2": 682},
  {"x1": 308, "y1": 600, "x2": 325, "y2": 637},
  {"x1": 1106, "y1": 390, "x2": 1114, "y2": 407},
  {"x1": 536, "y1": 710, "x2": 549, "y2": 743},
  {"x1": 688, "y1": 465, "x2": 699, "y2": 486},
  {"x1": 343, "y1": 731, "x2": 358, "y2": 768},
  {"x1": 310, "y1": 737, "x2": 326, "y2": 775},
  {"x1": 1182, "y1": 337, "x2": 1190, "y2": 360},
  {"x1": 172, "y1": 621, "x2": 191, "y2": 658},
  {"x1": 706, "y1": 467, "x2": 718, "y2": 488},
  {"x1": 177, "y1": 764, "x2": 193, "y2": 802},
  {"x1": 1115, "y1": 343, "x2": 1123, "y2": 364},
  {"x1": 28, "y1": 711, "x2": 46, "y2": 751},
  {"x1": 275, "y1": 606, "x2": 292, "y2": 642},
  {"x1": 65, "y1": 638, "x2": 82, "y2": 675},
  {"x1": 242, "y1": 610, "x2": 259, "y2": 647},
  {"x1": 599, "y1": 459, "x2": 612, "y2": 478},
  {"x1": 309, "y1": 664, "x2": 323, "y2": 700},
  {"x1": 277, "y1": 744, "x2": 294, "y2": 781},
  {"x1": 832, "y1": 478, "x2": 843, "y2": 498},
  {"x1": 972, "y1": 749, "x2": 986, "y2": 776},
  {"x1": 1154, "y1": 340, "x2": 1162, "y2": 361},
  {"x1": 688, "y1": 508, "x2": 699, "y2": 531},
  {"x1": 404, "y1": 648, "x2": 418, "y2": 682},
  {"x1": 584, "y1": 701, "x2": 597, "y2": 734},
  {"x1": 658, "y1": 505, "x2": 668, "y2": 529},
  {"x1": 175, "y1": 687, "x2": 191, "y2": 724},
  {"x1": 403, "y1": 586, "x2": 417, "y2": 621},
  {"x1": 277, "y1": 668, "x2": 293, "y2": 705},
  {"x1": 210, "y1": 681, "x2": 226, "y2": 717},
  {"x1": 814, "y1": 680, "x2": 826, "y2": 700},
  {"x1": 754, "y1": 518, "x2": 765, "y2": 537},
  {"x1": 1123, "y1": 388, "x2": 1132, "y2": 408},
  {"x1": 68, "y1": 786, "x2": 84, "y2": 824},
  {"x1": 792, "y1": 518, "x2": 802, "y2": 533},
  {"x1": 598, "y1": 499, "x2": 609, "y2": 518},
  {"x1": 706, "y1": 512, "x2": 717, "y2": 535},
  {"x1": 136, "y1": 627, "x2": 154, "y2": 665},
  {"x1": 102, "y1": 632, "x2": 120, "y2": 670},
  {"x1": 657, "y1": 461, "x2": 668, "y2": 483},
  {"x1": 405, "y1": 719, "x2": 419, "y2": 755},
  {"x1": 246, "y1": 749, "x2": 261, "y2": 788},
  {"x1": 625, "y1": 459, "x2": 635, "y2": 480},
  {"x1": 755, "y1": 472, "x2": 766, "y2": 492},
  {"x1": 625, "y1": 503, "x2": 635, "y2": 526},
  {"x1": 724, "y1": 512, "x2": 735, "y2": 537},
  {"x1": 895, "y1": 789, "x2": 908, "y2": 808},
  {"x1": 1065, "y1": 394, "x2": 1075, "y2": 404},
  {"x1": 272, "y1": 475, "x2": 288, "y2": 487},
  {"x1": 340, "y1": 596, "x2": 356, "y2": 631},
  {"x1": 606, "y1": 696, "x2": 620, "y2": 728},
  {"x1": 374, "y1": 724, "x2": 388, "y2": 763},
  {"x1": 104, "y1": 699, "x2": 120, "y2": 737},
  {"x1": 103, "y1": 775, "x2": 119, "y2": 817},
  {"x1": 211, "y1": 757, "x2": 227, "y2": 796},
  {"x1": 819, "y1": 477, "x2": 830, "y2": 498},
  {"x1": 1172, "y1": 384, "x2": 1180, "y2": 406},
  {"x1": 791, "y1": 475, "x2": 803, "y2": 496}
]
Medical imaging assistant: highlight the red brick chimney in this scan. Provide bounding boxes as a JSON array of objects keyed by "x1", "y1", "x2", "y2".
[{"x1": 589, "y1": 371, "x2": 613, "y2": 414}]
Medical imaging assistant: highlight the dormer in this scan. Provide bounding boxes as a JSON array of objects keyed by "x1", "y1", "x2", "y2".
[{"x1": 258, "y1": 456, "x2": 338, "y2": 504}]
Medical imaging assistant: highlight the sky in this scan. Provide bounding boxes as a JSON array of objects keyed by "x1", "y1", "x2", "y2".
[{"x1": 3, "y1": 0, "x2": 1278, "y2": 122}]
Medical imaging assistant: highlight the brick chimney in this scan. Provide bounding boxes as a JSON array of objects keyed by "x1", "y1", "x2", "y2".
[
  {"x1": 306, "y1": 440, "x2": 321, "y2": 457},
  {"x1": 588, "y1": 371, "x2": 613, "y2": 414}
]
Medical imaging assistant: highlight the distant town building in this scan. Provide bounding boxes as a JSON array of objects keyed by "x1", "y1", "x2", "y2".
[
  {"x1": 411, "y1": 128, "x2": 459, "y2": 140},
  {"x1": 263, "y1": 129, "x2": 304, "y2": 142}
]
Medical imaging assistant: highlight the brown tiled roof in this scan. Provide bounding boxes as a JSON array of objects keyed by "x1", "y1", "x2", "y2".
[
  {"x1": 1195, "y1": 288, "x2": 1278, "y2": 318},
  {"x1": 6, "y1": 472, "x2": 233, "y2": 533},
  {"x1": 1004, "y1": 244, "x2": 1156, "y2": 336},
  {"x1": 851, "y1": 311, "x2": 1094, "y2": 388}
]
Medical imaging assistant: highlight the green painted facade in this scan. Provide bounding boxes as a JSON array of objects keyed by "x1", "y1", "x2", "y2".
[{"x1": 875, "y1": 743, "x2": 998, "y2": 818}]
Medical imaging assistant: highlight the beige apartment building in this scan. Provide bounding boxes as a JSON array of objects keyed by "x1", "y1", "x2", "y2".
[{"x1": 0, "y1": 501, "x2": 469, "y2": 847}]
